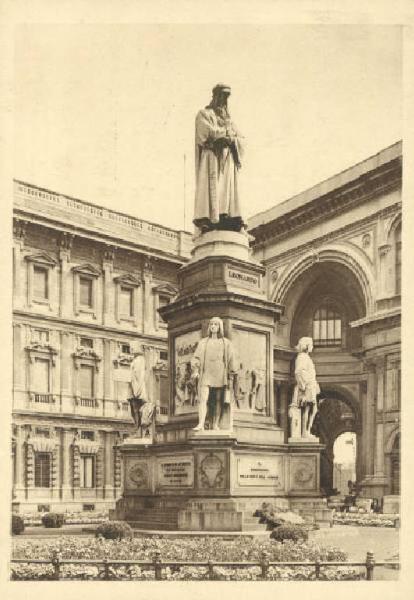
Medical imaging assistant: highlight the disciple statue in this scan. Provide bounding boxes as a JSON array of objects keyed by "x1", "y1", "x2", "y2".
[
  {"x1": 191, "y1": 317, "x2": 238, "y2": 431},
  {"x1": 290, "y1": 337, "x2": 320, "y2": 439},
  {"x1": 194, "y1": 83, "x2": 245, "y2": 234},
  {"x1": 128, "y1": 344, "x2": 155, "y2": 437}
]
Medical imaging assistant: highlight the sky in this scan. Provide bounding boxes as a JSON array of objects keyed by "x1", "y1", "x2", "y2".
[{"x1": 14, "y1": 24, "x2": 402, "y2": 231}]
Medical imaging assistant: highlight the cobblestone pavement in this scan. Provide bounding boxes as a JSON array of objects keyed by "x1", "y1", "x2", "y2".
[{"x1": 310, "y1": 525, "x2": 400, "y2": 580}]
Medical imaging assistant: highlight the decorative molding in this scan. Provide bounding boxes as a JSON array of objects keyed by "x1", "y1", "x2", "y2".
[
  {"x1": 378, "y1": 243, "x2": 392, "y2": 257},
  {"x1": 25, "y1": 342, "x2": 58, "y2": 365},
  {"x1": 58, "y1": 232, "x2": 75, "y2": 252},
  {"x1": 152, "y1": 283, "x2": 178, "y2": 297},
  {"x1": 113, "y1": 351, "x2": 134, "y2": 368},
  {"x1": 24, "y1": 251, "x2": 57, "y2": 267},
  {"x1": 113, "y1": 273, "x2": 142, "y2": 287},
  {"x1": 72, "y1": 347, "x2": 102, "y2": 371},
  {"x1": 199, "y1": 453, "x2": 225, "y2": 489},
  {"x1": 13, "y1": 218, "x2": 28, "y2": 242},
  {"x1": 72, "y1": 263, "x2": 101, "y2": 277},
  {"x1": 103, "y1": 244, "x2": 117, "y2": 263}
]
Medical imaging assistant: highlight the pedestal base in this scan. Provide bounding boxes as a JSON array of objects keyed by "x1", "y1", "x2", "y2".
[{"x1": 114, "y1": 437, "x2": 329, "y2": 530}]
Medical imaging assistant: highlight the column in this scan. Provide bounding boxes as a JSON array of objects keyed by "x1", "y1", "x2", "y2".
[
  {"x1": 364, "y1": 362, "x2": 376, "y2": 479},
  {"x1": 142, "y1": 257, "x2": 153, "y2": 334},
  {"x1": 14, "y1": 425, "x2": 26, "y2": 501},
  {"x1": 374, "y1": 358, "x2": 386, "y2": 478},
  {"x1": 60, "y1": 332, "x2": 72, "y2": 413},
  {"x1": 60, "y1": 429, "x2": 74, "y2": 501},
  {"x1": 59, "y1": 243, "x2": 72, "y2": 319},
  {"x1": 103, "y1": 339, "x2": 112, "y2": 416},
  {"x1": 104, "y1": 431, "x2": 114, "y2": 498},
  {"x1": 102, "y1": 246, "x2": 115, "y2": 326},
  {"x1": 13, "y1": 219, "x2": 27, "y2": 309},
  {"x1": 13, "y1": 324, "x2": 24, "y2": 403}
]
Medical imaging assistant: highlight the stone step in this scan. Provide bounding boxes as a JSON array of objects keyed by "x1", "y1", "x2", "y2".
[{"x1": 128, "y1": 521, "x2": 179, "y2": 531}]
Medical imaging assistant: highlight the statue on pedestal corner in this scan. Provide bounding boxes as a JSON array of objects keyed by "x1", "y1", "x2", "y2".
[
  {"x1": 290, "y1": 337, "x2": 320, "y2": 440},
  {"x1": 190, "y1": 317, "x2": 238, "y2": 431},
  {"x1": 128, "y1": 344, "x2": 155, "y2": 438},
  {"x1": 194, "y1": 83, "x2": 245, "y2": 234}
]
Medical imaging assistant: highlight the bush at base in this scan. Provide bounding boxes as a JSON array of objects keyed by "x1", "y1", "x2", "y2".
[
  {"x1": 95, "y1": 521, "x2": 133, "y2": 540},
  {"x1": 12, "y1": 515, "x2": 25, "y2": 535},
  {"x1": 270, "y1": 525, "x2": 309, "y2": 543},
  {"x1": 41, "y1": 513, "x2": 65, "y2": 528}
]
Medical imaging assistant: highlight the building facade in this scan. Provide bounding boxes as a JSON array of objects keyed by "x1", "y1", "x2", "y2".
[
  {"x1": 12, "y1": 181, "x2": 192, "y2": 512},
  {"x1": 249, "y1": 141, "x2": 401, "y2": 500},
  {"x1": 12, "y1": 141, "x2": 401, "y2": 512}
]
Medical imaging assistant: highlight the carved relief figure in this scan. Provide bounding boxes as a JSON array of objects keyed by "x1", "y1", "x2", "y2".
[
  {"x1": 291, "y1": 337, "x2": 320, "y2": 439},
  {"x1": 191, "y1": 317, "x2": 238, "y2": 431},
  {"x1": 194, "y1": 83, "x2": 245, "y2": 233},
  {"x1": 128, "y1": 344, "x2": 155, "y2": 437}
]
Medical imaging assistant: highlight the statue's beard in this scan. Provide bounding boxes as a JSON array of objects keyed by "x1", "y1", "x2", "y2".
[{"x1": 214, "y1": 105, "x2": 229, "y2": 120}]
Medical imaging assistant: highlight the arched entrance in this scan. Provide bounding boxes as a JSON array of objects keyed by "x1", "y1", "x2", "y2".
[{"x1": 312, "y1": 388, "x2": 361, "y2": 495}]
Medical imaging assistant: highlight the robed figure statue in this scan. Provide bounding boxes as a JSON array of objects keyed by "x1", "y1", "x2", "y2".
[
  {"x1": 194, "y1": 83, "x2": 245, "y2": 233},
  {"x1": 128, "y1": 345, "x2": 155, "y2": 438}
]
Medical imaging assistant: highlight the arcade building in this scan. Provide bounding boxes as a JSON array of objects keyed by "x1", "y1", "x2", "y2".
[{"x1": 12, "y1": 141, "x2": 401, "y2": 513}]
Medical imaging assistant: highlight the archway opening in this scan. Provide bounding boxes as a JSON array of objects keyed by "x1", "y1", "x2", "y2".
[
  {"x1": 312, "y1": 391, "x2": 360, "y2": 496},
  {"x1": 332, "y1": 432, "x2": 357, "y2": 496}
]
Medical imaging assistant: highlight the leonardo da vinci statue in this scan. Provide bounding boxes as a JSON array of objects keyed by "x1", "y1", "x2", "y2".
[{"x1": 193, "y1": 83, "x2": 245, "y2": 234}]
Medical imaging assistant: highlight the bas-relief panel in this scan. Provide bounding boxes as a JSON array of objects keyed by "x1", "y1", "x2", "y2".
[
  {"x1": 232, "y1": 328, "x2": 267, "y2": 414},
  {"x1": 197, "y1": 451, "x2": 227, "y2": 490},
  {"x1": 173, "y1": 330, "x2": 202, "y2": 415},
  {"x1": 125, "y1": 459, "x2": 150, "y2": 490},
  {"x1": 289, "y1": 456, "x2": 317, "y2": 492}
]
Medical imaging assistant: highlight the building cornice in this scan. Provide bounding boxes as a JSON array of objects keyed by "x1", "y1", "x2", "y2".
[{"x1": 250, "y1": 155, "x2": 401, "y2": 249}]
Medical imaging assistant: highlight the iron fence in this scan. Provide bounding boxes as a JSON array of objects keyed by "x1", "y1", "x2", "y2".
[{"x1": 10, "y1": 551, "x2": 399, "y2": 581}]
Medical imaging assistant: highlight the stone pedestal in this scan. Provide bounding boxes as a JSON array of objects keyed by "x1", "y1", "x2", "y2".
[{"x1": 113, "y1": 233, "x2": 328, "y2": 530}]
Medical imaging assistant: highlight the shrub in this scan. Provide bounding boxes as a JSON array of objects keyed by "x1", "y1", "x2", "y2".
[
  {"x1": 95, "y1": 521, "x2": 133, "y2": 540},
  {"x1": 270, "y1": 525, "x2": 309, "y2": 543},
  {"x1": 41, "y1": 513, "x2": 65, "y2": 528},
  {"x1": 12, "y1": 514, "x2": 25, "y2": 535}
]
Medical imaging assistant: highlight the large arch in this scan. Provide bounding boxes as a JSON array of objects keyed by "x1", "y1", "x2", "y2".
[{"x1": 272, "y1": 244, "x2": 374, "y2": 316}]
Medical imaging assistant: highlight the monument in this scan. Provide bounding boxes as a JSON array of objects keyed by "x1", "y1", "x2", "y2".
[
  {"x1": 113, "y1": 84, "x2": 329, "y2": 530},
  {"x1": 289, "y1": 337, "x2": 320, "y2": 441}
]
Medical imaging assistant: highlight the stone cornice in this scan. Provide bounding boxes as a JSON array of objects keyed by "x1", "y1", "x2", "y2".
[
  {"x1": 259, "y1": 203, "x2": 401, "y2": 268},
  {"x1": 159, "y1": 291, "x2": 284, "y2": 320},
  {"x1": 349, "y1": 309, "x2": 401, "y2": 330},
  {"x1": 13, "y1": 309, "x2": 169, "y2": 342},
  {"x1": 250, "y1": 157, "x2": 401, "y2": 249}
]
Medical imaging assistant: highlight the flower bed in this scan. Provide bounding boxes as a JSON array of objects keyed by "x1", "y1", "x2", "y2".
[
  {"x1": 11, "y1": 535, "x2": 363, "y2": 581},
  {"x1": 333, "y1": 513, "x2": 397, "y2": 527}
]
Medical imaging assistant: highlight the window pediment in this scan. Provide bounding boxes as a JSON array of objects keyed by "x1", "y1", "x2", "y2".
[
  {"x1": 152, "y1": 283, "x2": 177, "y2": 297},
  {"x1": 72, "y1": 347, "x2": 102, "y2": 370},
  {"x1": 72, "y1": 263, "x2": 101, "y2": 277},
  {"x1": 25, "y1": 252, "x2": 57, "y2": 267},
  {"x1": 25, "y1": 342, "x2": 58, "y2": 365},
  {"x1": 114, "y1": 274, "x2": 141, "y2": 287}
]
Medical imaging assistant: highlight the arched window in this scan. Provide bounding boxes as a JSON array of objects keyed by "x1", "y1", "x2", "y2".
[
  {"x1": 312, "y1": 301, "x2": 342, "y2": 347},
  {"x1": 395, "y1": 223, "x2": 401, "y2": 295}
]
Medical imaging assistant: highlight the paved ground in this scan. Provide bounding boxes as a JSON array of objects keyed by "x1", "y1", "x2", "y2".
[{"x1": 310, "y1": 525, "x2": 400, "y2": 580}]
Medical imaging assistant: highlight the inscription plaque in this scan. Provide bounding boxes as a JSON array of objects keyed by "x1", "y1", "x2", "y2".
[
  {"x1": 237, "y1": 456, "x2": 283, "y2": 487},
  {"x1": 158, "y1": 456, "x2": 194, "y2": 488},
  {"x1": 227, "y1": 267, "x2": 260, "y2": 290}
]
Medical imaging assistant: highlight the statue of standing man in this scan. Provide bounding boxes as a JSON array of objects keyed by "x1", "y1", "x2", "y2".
[
  {"x1": 191, "y1": 317, "x2": 238, "y2": 431},
  {"x1": 128, "y1": 344, "x2": 155, "y2": 438},
  {"x1": 290, "y1": 337, "x2": 320, "y2": 439},
  {"x1": 194, "y1": 84, "x2": 245, "y2": 234}
]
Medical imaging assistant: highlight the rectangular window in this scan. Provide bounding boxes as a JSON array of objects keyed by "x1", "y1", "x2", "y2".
[
  {"x1": 33, "y1": 358, "x2": 50, "y2": 393},
  {"x1": 33, "y1": 266, "x2": 48, "y2": 300},
  {"x1": 79, "y1": 276, "x2": 93, "y2": 308},
  {"x1": 120, "y1": 286, "x2": 134, "y2": 317},
  {"x1": 121, "y1": 343, "x2": 131, "y2": 354},
  {"x1": 80, "y1": 455, "x2": 95, "y2": 488},
  {"x1": 80, "y1": 430, "x2": 95, "y2": 440},
  {"x1": 80, "y1": 364, "x2": 94, "y2": 399},
  {"x1": 80, "y1": 337, "x2": 93, "y2": 349},
  {"x1": 159, "y1": 295, "x2": 170, "y2": 322},
  {"x1": 34, "y1": 452, "x2": 51, "y2": 488}
]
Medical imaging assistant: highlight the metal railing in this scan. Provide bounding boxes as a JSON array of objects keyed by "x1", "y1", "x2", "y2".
[{"x1": 10, "y1": 551, "x2": 399, "y2": 581}]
